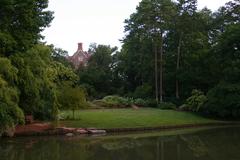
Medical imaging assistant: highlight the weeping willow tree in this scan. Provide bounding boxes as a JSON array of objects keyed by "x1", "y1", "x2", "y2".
[{"x1": 0, "y1": 58, "x2": 24, "y2": 136}]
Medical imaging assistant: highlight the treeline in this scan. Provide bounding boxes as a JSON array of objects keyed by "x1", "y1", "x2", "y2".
[{"x1": 79, "y1": 0, "x2": 240, "y2": 118}]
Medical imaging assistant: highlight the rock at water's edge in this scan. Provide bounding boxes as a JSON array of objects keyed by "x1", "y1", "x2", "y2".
[
  {"x1": 76, "y1": 129, "x2": 88, "y2": 134},
  {"x1": 65, "y1": 133, "x2": 74, "y2": 137},
  {"x1": 88, "y1": 129, "x2": 106, "y2": 134}
]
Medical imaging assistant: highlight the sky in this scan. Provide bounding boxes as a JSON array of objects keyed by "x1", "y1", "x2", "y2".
[{"x1": 42, "y1": 0, "x2": 230, "y2": 55}]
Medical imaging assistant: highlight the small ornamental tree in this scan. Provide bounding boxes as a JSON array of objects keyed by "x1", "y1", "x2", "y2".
[{"x1": 59, "y1": 86, "x2": 87, "y2": 119}]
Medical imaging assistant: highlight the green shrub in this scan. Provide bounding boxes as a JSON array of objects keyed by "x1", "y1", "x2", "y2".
[
  {"x1": 84, "y1": 101, "x2": 98, "y2": 109},
  {"x1": 103, "y1": 96, "x2": 124, "y2": 105},
  {"x1": 119, "y1": 97, "x2": 134, "y2": 106},
  {"x1": 92, "y1": 100, "x2": 112, "y2": 108},
  {"x1": 79, "y1": 83, "x2": 97, "y2": 100},
  {"x1": 133, "y1": 84, "x2": 152, "y2": 99},
  {"x1": 185, "y1": 90, "x2": 207, "y2": 112},
  {"x1": 158, "y1": 102, "x2": 177, "y2": 110},
  {"x1": 133, "y1": 98, "x2": 161, "y2": 108},
  {"x1": 145, "y1": 99, "x2": 158, "y2": 108},
  {"x1": 203, "y1": 82, "x2": 240, "y2": 118},
  {"x1": 134, "y1": 98, "x2": 147, "y2": 107},
  {"x1": 92, "y1": 96, "x2": 137, "y2": 108}
]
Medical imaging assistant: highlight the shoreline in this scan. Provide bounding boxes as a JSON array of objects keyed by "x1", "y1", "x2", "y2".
[
  {"x1": 13, "y1": 122, "x2": 239, "y2": 137},
  {"x1": 103, "y1": 122, "x2": 239, "y2": 133}
]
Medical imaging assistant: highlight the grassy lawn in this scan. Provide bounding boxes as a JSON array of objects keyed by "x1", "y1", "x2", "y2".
[{"x1": 59, "y1": 108, "x2": 221, "y2": 129}]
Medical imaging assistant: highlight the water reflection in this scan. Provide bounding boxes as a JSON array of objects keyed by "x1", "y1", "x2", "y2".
[{"x1": 1, "y1": 126, "x2": 240, "y2": 160}]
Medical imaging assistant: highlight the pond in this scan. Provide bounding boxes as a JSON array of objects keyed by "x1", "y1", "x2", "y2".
[{"x1": 1, "y1": 126, "x2": 240, "y2": 160}]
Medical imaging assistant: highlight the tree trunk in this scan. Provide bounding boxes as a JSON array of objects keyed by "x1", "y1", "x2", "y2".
[
  {"x1": 155, "y1": 43, "x2": 159, "y2": 102},
  {"x1": 176, "y1": 33, "x2": 182, "y2": 99},
  {"x1": 159, "y1": 33, "x2": 163, "y2": 102}
]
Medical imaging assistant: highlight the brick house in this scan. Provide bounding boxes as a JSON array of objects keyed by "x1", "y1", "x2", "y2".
[{"x1": 67, "y1": 43, "x2": 91, "y2": 68}]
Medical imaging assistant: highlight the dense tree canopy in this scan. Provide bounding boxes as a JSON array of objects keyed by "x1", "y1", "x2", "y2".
[
  {"x1": 78, "y1": 44, "x2": 119, "y2": 99},
  {"x1": 76, "y1": 0, "x2": 240, "y2": 119},
  {"x1": 0, "y1": 0, "x2": 87, "y2": 134},
  {"x1": 0, "y1": 0, "x2": 53, "y2": 56},
  {"x1": 116, "y1": 0, "x2": 239, "y2": 100}
]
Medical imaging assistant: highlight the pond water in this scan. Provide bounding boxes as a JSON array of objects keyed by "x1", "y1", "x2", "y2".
[{"x1": 1, "y1": 126, "x2": 240, "y2": 160}]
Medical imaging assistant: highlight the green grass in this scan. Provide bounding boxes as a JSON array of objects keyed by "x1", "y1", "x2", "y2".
[{"x1": 59, "y1": 108, "x2": 220, "y2": 129}]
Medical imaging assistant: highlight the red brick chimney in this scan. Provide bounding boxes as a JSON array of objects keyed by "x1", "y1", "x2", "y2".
[{"x1": 78, "y1": 43, "x2": 83, "y2": 51}]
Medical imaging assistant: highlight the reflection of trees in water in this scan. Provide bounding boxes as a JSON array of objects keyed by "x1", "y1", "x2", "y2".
[
  {"x1": 1, "y1": 127, "x2": 240, "y2": 160},
  {"x1": 0, "y1": 144, "x2": 16, "y2": 160},
  {"x1": 0, "y1": 138, "x2": 93, "y2": 160},
  {"x1": 180, "y1": 135, "x2": 209, "y2": 158},
  {"x1": 0, "y1": 136, "x2": 197, "y2": 160},
  {"x1": 0, "y1": 135, "x2": 210, "y2": 160},
  {"x1": 154, "y1": 136, "x2": 187, "y2": 160},
  {"x1": 178, "y1": 127, "x2": 240, "y2": 160},
  {"x1": 0, "y1": 139, "x2": 58, "y2": 160},
  {"x1": 98, "y1": 136, "x2": 183, "y2": 160},
  {"x1": 191, "y1": 127, "x2": 240, "y2": 160},
  {"x1": 102, "y1": 139, "x2": 142, "y2": 150},
  {"x1": 94, "y1": 138, "x2": 156, "y2": 160}
]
